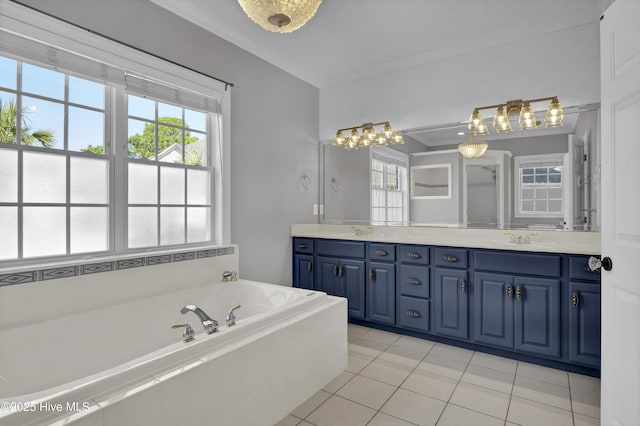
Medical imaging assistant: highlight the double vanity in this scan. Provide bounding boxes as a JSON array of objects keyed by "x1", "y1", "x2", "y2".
[{"x1": 292, "y1": 224, "x2": 601, "y2": 376}]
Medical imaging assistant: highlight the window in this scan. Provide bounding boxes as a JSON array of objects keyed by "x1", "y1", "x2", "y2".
[
  {"x1": 514, "y1": 154, "x2": 564, "y2": 217},
  {"x1": 371, "y1": 148, "x2": 408, "y2": 224},
  {"x1": 0, "y1": 12, "x2": 226, "y2": 264}
]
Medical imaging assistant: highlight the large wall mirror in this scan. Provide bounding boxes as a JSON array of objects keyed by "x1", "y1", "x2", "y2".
[{"x1": 320, "y1": 103, "x2": 600, "y2": 231}]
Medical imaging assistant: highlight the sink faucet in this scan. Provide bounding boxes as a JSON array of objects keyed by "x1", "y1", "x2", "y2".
[{"x1": 180, "y1": 305, "x2": 218, "y2": 334}]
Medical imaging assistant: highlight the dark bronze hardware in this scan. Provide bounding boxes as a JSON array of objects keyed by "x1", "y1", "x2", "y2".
[
  {"x1": 307, "y1": 261, "x2": 312, "y2": 273},
  {"x1": 332, "y1": 265, "x2": 338, "y2": 276},
  {"x1": 407, "y1": 252, "x2": 420, "y2": 259},
  {"x1": 298, "y1": 243, "x2": 308, "y2": 249},
  {"x1": 515, "y1": 286, "x2": 522, "y2": 301},
  {"x1": 507, "y1": 284, "x2": 513, "y2": 298},
  {"x1": 572, "y1": 292, "x2": 579, "y2": 308},
  {"x1": 374, "y1": 250, "x2": 387, "y2": 256},
  {"x1": 369, "y1": 269, "x2": 375, "y2": 281},
  {"x1": 406, "y1": 310, "x2": 421, "y2": 318},
  {"x1": 460, "y1": 279, "x2": 466, "y2": 292},
  {"x1": 588, "y1": 255, "x2": 613, "y2": 272},
  {"x1": 443, "y1": 255, "x2": 458, "y2": 262},
  {"x1": 407, "y1": 278, "x2": 421, "y2": 285}
]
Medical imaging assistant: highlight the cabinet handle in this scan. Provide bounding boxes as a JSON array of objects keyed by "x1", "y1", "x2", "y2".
[
  {"x1": 332, "y1": 265, "x2": 338, "y2": 276},
  {"x1": 307, "y1": 261, "x2": 312, "y2": 273},
  {"x1": 407, "y1": 278, "x2": 421, "y2": 285},
  {"x1": 374, "y1": 250, "x2": 387, "y2": 256},
  {"x1": 298, "y1": 243, "x2": 308, "y2": 249},
  {"x1": 460, "y1": 279, "x2": 466, "y2": 292},
  {"x1": 442, "y1": 255, "x2": 458, "y2": 262},
  {"x1": 338, "y1": 266, "x2": 343, "y2": 277},
  {"x1": 571, "y1": 292, "x2": 579, "y2": 308},
  {"x1": 407, "y1": 252, "x2": 420, "y2": 259},
  {"x1": 515, "y1": 286, "x2": 522, "y2": 301},
  {"x1": 506, "y1": 284, "x2": 513, "y2": 298},
  {"x1": 369, "y1": 269, "x2": 375, "y2": 281},
  {"x1": 406, "y1": 310, "x2": 421, "y2": 318}
]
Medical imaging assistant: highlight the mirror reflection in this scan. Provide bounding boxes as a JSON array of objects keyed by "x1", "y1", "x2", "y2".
[{"x1": 320, "y1": 104, "x2": 599, "y2": 231}]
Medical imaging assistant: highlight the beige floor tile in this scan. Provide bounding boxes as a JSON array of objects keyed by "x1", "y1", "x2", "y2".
[
  {"x1": 461, "y1": 364, "x2": 514, "y2": 394},
  {"x1": 368, "y1": 412, "x2": 417, "y2": 426},
  {"x1": 378, "y1": 344, "x2": 427, "y2": 368},
  {"x1": 347, "y1": 323, "x2": 370, "y2": 341},
  {"x1": 401, "y1": 369, "x2": 458, "y2": 402},
  {"x1": 469, "y1": 351, "x2": 518, "y2": 374},
  {"x1": 291, "y1": 390, "x2": 331, "y2": 419},
  {"x1": 418, "y1": 355, "x2": 468, "y2": 380},
  {"x1": 274, "y1": 414, "x2": 302, "y2": 426},
  {"x1": 516, "y1": 362, "x2": 569, "y2": 387},
  {"x1": 347, "y1": 351, "x2": 374, "y2": 374},
  {"x1": 507, "y1": 396, "x2": 573, "y2": 426},
  {"x1": 437, "y1": 404, "x2": 504, "y2": 426},
  {"x1": 322, "y1": 370, "x2": 355, "y2": 393},
  {"x1": 571, "y1": 388, "x2": 601, "y2": 418},
  {"x1": 306, "y1": 395, "x2": 376, "y2": 426},
  {"x1": 382, "y1": 388, "x2": 446, "y2": 426},
  {"x1": 336, "y1": 374, "x2": 397, "y2": 410},
  {"x1": 573, "y1": 413, "x2": 601, "y2": 426},
  {"x1": 512, "y1": 375, "x2": 571, "y2": 411},
  {"x1": 449, "y1": 382, "x2": 510, "y2": 419},
  {"x1": 569, "y1": 372, "x2": 601, "y2": 395},
  {"x1": 393, "y1": 335, "x2": 437, "y2": 353},
  {"x1": 297, "y1": 422, "x2": 314, "y2": 426},
  {"x1": 428, "y1": 343, "x2": 474, "y2": 363},
  {"x1": 349, "y1": 338, "x2": 390, "y2": 357},
  {"x1": 361, "y1": 328, "x2": 401, "y2": 345},
  {"x1": 359, "y1": 358, "x2": 413, "y2": 386}
]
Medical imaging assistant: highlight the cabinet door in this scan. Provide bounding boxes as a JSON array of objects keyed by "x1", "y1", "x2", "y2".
[
  {"x1": 366, "y1": 262, "x2": 395, "y2": 325},
  {"x1": 514, "y1": 276, "x2": 560, "y2": 357},
  {"x1": 434, "y1": 268, "x2": 468, "y2": 339},
  {"x1": 293, "y1": 254, "x2": 314, "y2": 290},
  {"x1": 316, "y1": 256, "x2": 339, "y2": 296},
  {"x1": 342, "y1": 259, "x2": 366, "y2": 320},
  {"x1": 569, "y1": 282, "x2": 601, "y2": 368},
  {"x1": 473, "y1": 272, "x2": 514, "y2": 349}
]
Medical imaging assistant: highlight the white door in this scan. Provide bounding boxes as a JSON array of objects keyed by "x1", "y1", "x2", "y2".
[
  {"x1": 563, "y1": 135, "x2": 585, "y2": 230},
  {"x1": 600, "y1": 0, "x2": 640, "y2": 424}
]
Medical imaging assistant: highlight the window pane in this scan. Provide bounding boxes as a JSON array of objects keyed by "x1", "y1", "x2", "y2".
[
  {"x1": 128, "y1": 207, "x2": 157, "y2": 248},
  {"x1": 535, "y1": 174, "x2": 548, "y2": 184},
  {"x1": 70, "y1": 207, "x2": 108, "y2": 253},
  {"x1": 0, "y1": 91, "x2": 17, "y2": 143},
  {"x1": 71, "y1": 157, "x2": 109, "y2": 203},
  {"x1": 522, "y1": 175, "x2": 534, "y2": 184},
  {"x1": 0, "y1": 207, "x2": 17, "y2": 260},
  {"x1": 69, "y1": 107, "x2": 104, "y2": 152},
  {"x1": 548, "y1": 188, "x2": 562, "y2": 199},
  {"x1": 522, "y1": 168, "x2": 534, "y2": 175},
  {"x1": 0, "y1": 57, "x2": 16, "y2": 90},
  {"x1": 372, "y1": 170, "x2": 383, "y2": 189},
  {"x1": 549, "y1": 174, "x2": 561, "y2": 183},
  {"x1": 23, "y1": 152, "x2": 66, "y2": 203},
  {"x1": 187, "y1": 207, "x2": 210, "y2": 243},
  {"x1": 535, "y1": 167, "x2": 548, "y2": 174},
  {"x1": 160, "y1": 166, "x2": 185, "y2": 204},
  {"x1": 522, "y1": 188, "x2": 534, "y2": 200},
  {"x1": 0, "y1": 149, "x2": 17, "y2": 202},
  {"x1": 185, "y1": 109, "x2": 206, "y2": 132},
  {"x1": 128, "y1": 118, "x2": 155, "y2": 159},
  {"x1": 522, "y1": 200, "x2": 534, "y2": 212},
  {"x1": 548, "y1": 200, "x2": 562, "y2": 212},
  {"x1": 158, "y1": 102, "x2": 182, "y2": 123},
  {"x1": 535, "y1": 200, "x2": 547, "y2": 211},
  {"x1": 187, "y1": 169, "x2": 210, "y2": 205},
  {"x1": 158, "y1": 125, "x2": 183, "y2": 164},
  {"x1": 160, "y1": 207, "x2": 185, "y2": 245},
  {"x1": 185, "y1": 136, "x2": 207, "y2": 166},
  {"x1": 21, "y1": 96, "x2": 63, "y2": 149},
  {"x1": 21, "y1": 63, "x2": 64, "y2": 100},
  {"x1": 128, "y1": 163, "x2": 157, "y2": 204},
  {"x1": 128, "y1": 95, "x2": 154, "y2": 120},
  {"x1": 23, "y1": 206, "x2": 66, "y2": 257},
  {"x1": 535, "y1": 188, "x2": 548, "y2": 199},
  {"x1": 69, "y1": 76, "x2": 104, "y2": 109}
]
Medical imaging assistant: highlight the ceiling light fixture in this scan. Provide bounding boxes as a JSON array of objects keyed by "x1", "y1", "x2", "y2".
[
  {"x1": 333, "y1": 122, "x2": 404, "y2": 150},
  {"x1": 458, "y1": 134, "x2": 488, "y2": 159},
  {"x1": 236, "y1": 0, "x2": 322, "y2": 33}
]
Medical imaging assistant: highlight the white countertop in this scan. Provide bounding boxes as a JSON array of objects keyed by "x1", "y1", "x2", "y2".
[{"x1": 291, "y1": 224, "x2": 601, "y2": 255}]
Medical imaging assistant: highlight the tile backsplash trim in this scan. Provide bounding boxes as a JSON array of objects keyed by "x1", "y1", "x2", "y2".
[{"x1": 0, "y1": 246, "x2": 235, "y2": 287}]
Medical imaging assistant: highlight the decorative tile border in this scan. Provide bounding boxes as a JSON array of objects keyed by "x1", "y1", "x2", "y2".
[{"x1": 0, "y1": 246, "x2": 235, "y2": 287}]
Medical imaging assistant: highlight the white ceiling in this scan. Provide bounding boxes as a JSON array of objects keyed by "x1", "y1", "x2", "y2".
[{"x1": 150, "y1": 0, "x2": 604, "y2": 88}]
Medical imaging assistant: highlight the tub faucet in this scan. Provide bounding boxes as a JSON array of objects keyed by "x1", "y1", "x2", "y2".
[
  {"x1": 222, "y1": 271, "x2": 238, "y2": 282},
  {"x1": 180, "y1": 305, "x2": 218, "y2": 334},
  {"x1": 226, "y1": 305, "x2": 241, "y2": 327}
]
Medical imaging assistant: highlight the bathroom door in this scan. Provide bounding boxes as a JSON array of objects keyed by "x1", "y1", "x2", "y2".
[{"x1": 600, "y1": 1, "x2": 640, "y2": 424}]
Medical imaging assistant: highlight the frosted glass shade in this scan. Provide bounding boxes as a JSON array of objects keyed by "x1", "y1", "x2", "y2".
[{"x1": 458, "y1": 141, "x2": 488, "y2": 159}]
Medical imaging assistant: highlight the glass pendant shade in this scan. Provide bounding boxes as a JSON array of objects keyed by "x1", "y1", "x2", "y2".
[
  {"x1": 391, "y1": 130, "x2": 404, "y2": 144},
  {"x1": 348, "y1": 129, "x2": 361, "y2": 145},
  {"x1": 458, "y1": 137, "x2": 488, "y2": 159},
  {"x1": 236, "y1": 0, "x2": 322, "y2": 33},
  {"x1": 362, "y1": 126, "x2": 376, "y2": 142},
  {"x1": 544, "y1": 98, "x2": 564, "y2": 128},
  {"x1": 468, "y1": 109, "x2": 489, "y2": 135},
  {"x1": 518, "y1": 103, "x2": 537, "y2": 130},
  {"x1": 492, "y1": 106, "x2": 513, "y2": 133},
  {"x1": 333, "y1": 130, "x2": 345, "y2": 146},
  {"x1": 375, "y1": 133, "x2": 387, "y2": 145},
  {"x1": 381, "y1": 123, "x2": 394, "y2": 138}
]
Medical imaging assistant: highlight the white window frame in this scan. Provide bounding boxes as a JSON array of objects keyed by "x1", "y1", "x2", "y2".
[
  {"x1": 0, "y1": 1, "x2": 231, "y2": 266},
  {"x1": 410, "y1": 163, "x2": 452, "y2": 200},
  {"x1": 514, "y1": 153, "x2": 564, "y2": 218},
  {"x1": 370, "y1": 146, "x2": 409, "y2": 225}
]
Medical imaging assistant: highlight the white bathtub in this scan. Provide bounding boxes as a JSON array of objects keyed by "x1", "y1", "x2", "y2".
[{"x1": 0, "y1": 279, "x2": 347, "y2": 426}]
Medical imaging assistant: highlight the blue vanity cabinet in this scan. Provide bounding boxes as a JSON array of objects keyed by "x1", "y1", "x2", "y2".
[
  {"x1": 366, "y1": 261, "x2": 396, "y2": 325},
  {"x1": 396, "y1": 245, "x2": 431, "y2": 333},
  {"x1": 434, "y1": 268, "x2": 469, "y2": 339},
  {"x1": 473, "y1": 272, "x2": 514, "y2": 349},
  {"x1": 568, "y1": 256, "x2": 602, "y2": 368},
  {"x1": 293, "y1": 254, "x2": 314, "y2": 290}
]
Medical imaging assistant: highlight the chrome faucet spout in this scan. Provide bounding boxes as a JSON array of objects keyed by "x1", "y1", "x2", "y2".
[{"x1": 180, "y1": 304, "x2": 218, "y2": 334}]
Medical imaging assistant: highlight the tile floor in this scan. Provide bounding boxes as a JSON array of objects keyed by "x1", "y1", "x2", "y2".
[{"x1": 276, "y1": 324, "x2": 600, "y2": 426}]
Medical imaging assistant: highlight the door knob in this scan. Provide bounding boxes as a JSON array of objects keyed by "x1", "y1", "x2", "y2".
[{"x1": 588, "y1": 256, "x2": 613, "y2": 272}]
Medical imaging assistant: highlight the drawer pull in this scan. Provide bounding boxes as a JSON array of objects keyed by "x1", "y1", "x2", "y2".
[
  {"x1": 571, "y1": 292, "x2": 579, "y2": 308},
  {"x1": 407, "y1": 278, "x2": 421, "y2": 285},
  {"x1": 369, "y1": 269, "x2": 375, "y2": 281},
  {"x1": 374, "y1": 250, "x2": 388, "y2": 256},
  {"x1": 506, "y1": 284, "x2": 513, "y2": 298},
  {"x1": 307, "y1": 261, "x2": 312, "y2": 273},
  {"x1": 406, "y1": 310, "x2": 421, "y2": 318},
  {"x1": 407, "y1": 252, "x2": 421, "y2": 259},
  {"x1": 515, "y1": 286, "x2": 522, "y2": 301},
  {"x1": 333, "y1": 265, "x2": 338, "y2": 276},
  {"x1": 338, "y1": 266, "x2": 343, "y2": 277},
  {"x1": 460, "y1": 278, "x2": 466, "y2": 292},
  {"x1": 442, "y1": 255, "x2": 458, "y2": 262},
  {"x1": 298, "y1": 243, "x2": 308, "y2": 249}
]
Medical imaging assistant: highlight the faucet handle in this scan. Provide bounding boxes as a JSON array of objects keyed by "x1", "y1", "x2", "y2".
[
  {"x1": 171, "y1": 323, "x2": 195, "y2": 342},
  {"x1": 230, "y1": 271, "x2": 238, "y2": 282},
  {"x1": 226, "y1": 305, "x2": 241, "y2": 327},
  {"x1": 222, "y1": 271, "x2": 233, "y2": 282}
]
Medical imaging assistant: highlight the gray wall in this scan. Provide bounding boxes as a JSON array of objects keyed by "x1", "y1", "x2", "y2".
[
  {"x1": 322, "y1": 145, "x2": 370, "y2": 222},
  {"x1": 19, "y1": 0, "x2": 320, "y2": 285}
]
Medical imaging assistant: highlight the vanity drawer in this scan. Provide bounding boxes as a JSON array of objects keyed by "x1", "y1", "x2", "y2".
[
  {"x1": 293, "y1": 238, "x2": 314, "y2": 254},
  {"x1": 569, "y1": 256, "x2": 601, "y2": 282},
  {"x1": 316, "y1": 239, "x2": 365, "y2": 258},
  {"x1": 399, "y1": 245, "x2": 430, "y2": 265},
  {"x1": 474, "y1": 250, "x2": 561, "y2": 277},
  {"x1": 368, "y1": 243, "x2": 396, "y2": 262},
  {"x1": 434, "y1": 247, "x2": 468, "y2": 268},
  {"x1": 398, "y1": 296, "x2": 429, "y2": 332},
  {"x1": 399, "y1": 265, "x2": 430, "y2": 298}
]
